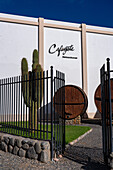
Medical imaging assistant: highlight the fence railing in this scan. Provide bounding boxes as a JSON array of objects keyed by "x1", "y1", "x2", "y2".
[
  {"x1": 0, "y1": 66, "x2": 65, "y2": 159},
  {"x1": 100, "y1": 58, "x2": 113, "y2": 165}
]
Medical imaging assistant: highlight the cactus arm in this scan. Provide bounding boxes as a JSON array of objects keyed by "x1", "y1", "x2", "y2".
[
  {"x1": 21, "y1": 58, "x2": 28, "y2": 76},
  {"x1": 32, "y1": 49, "x2": 43, "y2": 107},
  {"x1": 21, "y1": 58, "x2": 32, "y2": 107}
]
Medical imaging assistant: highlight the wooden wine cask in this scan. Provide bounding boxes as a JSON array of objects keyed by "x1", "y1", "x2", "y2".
[
  {"x1": 53, "y1": 85, "x2": 88, "y2": 120},
  {"x1": 94, "y1": 79, "x2": 113, "y2": 115}
]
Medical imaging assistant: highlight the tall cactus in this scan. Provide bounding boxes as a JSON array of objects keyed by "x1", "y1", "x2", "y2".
[
  {"x1": 21, "y1": 49, "x2": 43, "y2": 132},
  {"x1": 21, "y1": 58, "x2": 32, "y2": 107},
  {"x1": 32, "y1": 49, "x2": 43, "y2": 105}
]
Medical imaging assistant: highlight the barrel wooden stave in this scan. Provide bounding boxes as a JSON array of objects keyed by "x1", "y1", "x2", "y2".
[
  {"x1": 54, "y1": 85, "x2": 88, "y2": 120},
  {"x1": 94, "y1": 79, "x2": 113, "y2": 114}
]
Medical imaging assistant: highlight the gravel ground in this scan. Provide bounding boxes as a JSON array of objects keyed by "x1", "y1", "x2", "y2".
[{"x1": 0, "y1": 124, "x2": 108, "y2": 170}]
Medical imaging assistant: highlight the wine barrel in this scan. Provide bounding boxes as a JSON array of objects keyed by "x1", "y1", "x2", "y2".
[
  {"x1": 53, "y1": 85, "x2": 88, "y2": 120},
  {"x1": 94, "y1": 79, "x2": 113, "y2": 114}
]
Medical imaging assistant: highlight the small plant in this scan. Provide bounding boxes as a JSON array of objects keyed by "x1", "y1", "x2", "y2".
[{"x1": 21, "y1": 49, "x2": 43, "y2": 130}]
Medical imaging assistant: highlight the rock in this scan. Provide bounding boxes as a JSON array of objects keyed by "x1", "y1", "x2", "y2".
[
  {"x1": 0, "y1": 135, "x2": 4, "y2": 142},
  {"x1": 8, "y1": 145, "x2": 13, "y2": 153},
  {"x1": 1, "y1": 142, "x2": 7, "y2": 152},
  {"x1": 41, "y1": 142, "x2": 50, "y2": 150},
  {"x1": 15, "y1": 139, "x2": 22, "y2": 148},
  {"x1": 53, "y1": 158, "x2": 59, "y2": 162},
  {"x1": 58, "y1": 155, "x2": 62, "y2": 158},
  {"x1": 40, "y1": 150, "x2": 50, "y2": 163},
  {"x1": 27, "y1": 140, "x2": 36, "y2": 146},
  {"x1": 22, "y1": 143, "x2": 29, "y2": 150},
  {"x1": 34, "y1": 142, "x2": 41, "y2": 154},
  {"x1": 0, "y1": 136, "x2": 3, "y2": 149},
  {"x1": 22, "y1": 139, "x2": 29, "y2": 145},
  {"x1": 27, "y1": 146, "x2": 38, "y2": 160},
  {"x1": 13, "y1": 146, "x2": 19, "y2": 155},
  {"x1": 9, "y1": 137, "x2": 15, "y2": 146},
  {"x1": 18, "y1": 148, "x2": 26, "y2": 157},
  {"x1": 4, "y1": 136, "x2": 9, "y2": 145}
]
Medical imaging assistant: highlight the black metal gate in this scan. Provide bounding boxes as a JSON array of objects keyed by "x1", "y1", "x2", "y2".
[
  {"x1": 53, "y1": 69, "x2": 65, "y2": 158},
  {"x1": 0, "y1": 66, "x2": 65, "y2": 160},
  {"x1": 100, "y1": 58, "x2": 113, "y2": 164}
]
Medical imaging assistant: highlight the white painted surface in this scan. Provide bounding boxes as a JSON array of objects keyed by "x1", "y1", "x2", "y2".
[
  {"x1": 44, "y1": 27, "x2": 82, "y2": 87},
  {"x1": 0, "y1": 20, "x2": 38, "y2": 78},
  {"x1": 87, "y1": 32, "x2": 113, "y2": 117}
]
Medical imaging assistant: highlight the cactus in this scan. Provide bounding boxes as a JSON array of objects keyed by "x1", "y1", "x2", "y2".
[
  {"x1": 32, "y1": 49, "x2": 43, "y2": 105},
  {"x1": 21, "y1": 49, "x2": 43, "y2": 131},
  {"x1": 21, "y1": 58, "x2": 32, "y2": 107}
]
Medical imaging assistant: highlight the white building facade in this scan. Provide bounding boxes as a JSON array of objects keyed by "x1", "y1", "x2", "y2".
[{"x1": 0, "y1": 13, "x2": 113, "y2": 118}]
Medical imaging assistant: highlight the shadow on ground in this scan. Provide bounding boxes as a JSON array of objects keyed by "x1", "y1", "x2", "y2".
[{"x1": 64, "y1": 145, "x2": 109, "y2": 170}]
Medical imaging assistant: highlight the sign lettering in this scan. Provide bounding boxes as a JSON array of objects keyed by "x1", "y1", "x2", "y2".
[
  {"x1": 48, "y1": 44, "x2": 77, "y2": 59},
  {"x1": 49, "y1": 44, "x2": 74, "y2": 56}
]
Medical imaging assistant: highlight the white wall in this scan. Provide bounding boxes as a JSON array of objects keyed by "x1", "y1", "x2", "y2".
[
  {"x1": 1, "y1": 13, "x2": 113, "y2": 118},
  {"x1": 44, "y1": 27, "x2": 82, "y2": 88},
  {"x1": 0, "y1": 13, "x2": 38, "y2": 78},
  {"x1": 87, "y1": 32, "x2": 113, "y2": 118}
]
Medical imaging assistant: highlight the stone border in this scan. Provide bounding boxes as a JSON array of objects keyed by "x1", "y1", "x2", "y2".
[
  {"x1": 0, "y1": 128, "x2": 92, "y2": 163},
  {"x1": 0, "y1": 133, "x2": 50, "y2": 163},
  {"x1": 66, "y1": 128, "x2": 92, "y2": 148}
]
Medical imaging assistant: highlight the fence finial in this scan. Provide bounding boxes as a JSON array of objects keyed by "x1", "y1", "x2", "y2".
[
  {"x1": 107, "y1": 58, "x2": 110, "y2": 62},
  {"x1": 50, "y1": 66, "x2": 53, "y2": 69}
]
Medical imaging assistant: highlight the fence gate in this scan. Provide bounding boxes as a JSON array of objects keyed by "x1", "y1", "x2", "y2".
[
  {"x1": 53, "y1": 69, "x2": 65, "y2": 158},
  {"x1": 0, "y1": 66, "x2": 65, "y2": 160},
  {"x1": 100, "y1": 58, "x2": 113, "y2": 165}
]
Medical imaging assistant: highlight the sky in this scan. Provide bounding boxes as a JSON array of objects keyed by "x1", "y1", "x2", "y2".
[{"x1": 0, "y1": 0, "x2": 113, "y2": 28}]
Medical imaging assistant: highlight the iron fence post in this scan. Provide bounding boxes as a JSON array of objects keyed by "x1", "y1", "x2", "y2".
[
  {"x1": 51, "y1": 66, "x2": 53, "y2": 160},
  {"x1": 100, "y1": 64, "x2": 107, "y2": 161},
  {"x1": 107, "y1": 58, "x2": 113, "y2": 154},
  {"x1": 63, "y1": 74, "x2": 65, "y2": 152}
]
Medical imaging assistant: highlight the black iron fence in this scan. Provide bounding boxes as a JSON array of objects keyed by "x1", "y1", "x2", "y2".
[
  {"x1": 0, "y1": 66, "x2": 65, "y2": 159},
  {"x1": 100, "y1": 58, "x2": 113, "y2": 164}
]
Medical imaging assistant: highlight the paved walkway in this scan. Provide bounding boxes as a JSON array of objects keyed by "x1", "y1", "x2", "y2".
[{"x1": 0, "y1": 124, "x2": 108, "y2": 170}]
